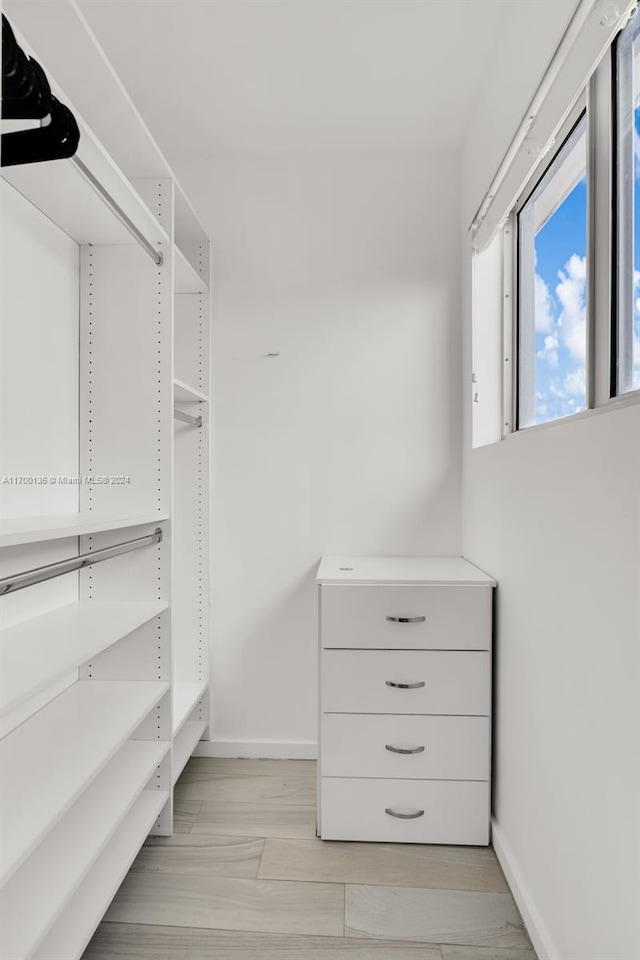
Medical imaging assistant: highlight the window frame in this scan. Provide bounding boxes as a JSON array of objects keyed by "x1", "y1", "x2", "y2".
[
  {"x1": 511, "y1": 98, "x2": 589, "y2": 432},
  {"x1": 471, "y1": 17, "x2": 640, "y2": 445},
  {"x1": 612, "y1": 14, "x2": 640, "y2": 400},
  {"x1": 503, "y1": 36, "x2": 640, "y2": 439}
]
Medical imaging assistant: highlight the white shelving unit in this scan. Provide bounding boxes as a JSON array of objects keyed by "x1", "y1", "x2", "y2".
[
  {"x1": 0, "y1": 2, "x2": 212, "y2": 955},
  {"x1": 172, "y1": 178, "x2": 211, "y2": 783},
  {"x1": 31, "y1": 791, "x2": 169, "y2": 960},
  {"x1": 0, "y1": 600, "x2": 168, "y2": 717},
  {"x1": 174, "y1": 244, "x2": 209, "y2": 294},
  {"x1": 174, "y1": 377, "x2": 209, "y2": 403},
  {"x1": 2, "y1": 130, "x2": 169, "y2": 250},
  {"x1": 0, "y1": 512, "x2": 169, "y2": 548},
  {"x1": 173, "y1": 680, "x2": 209, "y2": 737},
  {"x1": 172, "y1": 720, "x2": 208, "y2": 785},
  {"x1": 0, "y1": 739, "x2": 169, "y2": 959},
  {"x1": 0, "y1": 679, "x2": 170, "y2": 884}
]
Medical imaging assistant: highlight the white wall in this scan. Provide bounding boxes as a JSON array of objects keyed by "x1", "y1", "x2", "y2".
[
  {"x1": 461, "y1": 3, "x2": 640, "y2": 958},
  {"x1": 181, "y1": 150, "x2": 462, "y2": 754},
  {"x1": 463, "y1": 405, "x2": 640, "y2": 960}
]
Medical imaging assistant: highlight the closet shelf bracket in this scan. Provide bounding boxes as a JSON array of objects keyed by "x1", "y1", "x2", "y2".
[{"x1": 174, "y1": 409, "x2": 203, "y2": 427}]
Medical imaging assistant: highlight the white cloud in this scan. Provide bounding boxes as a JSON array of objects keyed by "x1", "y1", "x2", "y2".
[
  {"x1": 537, "y1": 332, "x2": 559, "y2": 368},
  {"x1": 556, "y1": 254, "x2": 586, "y2": 363},
  {"x1": 548, "y1": 378, "x2": 567, "y2": 399},
  {"x1": 535, "y1": 271, "x2": 554, "y2": 333},
  {"x1": 534, "y1": 244, "x2": 590, "y2": 419},
  {"x1": 564, "y1": 366, "x2": 586, "y2": 397}
]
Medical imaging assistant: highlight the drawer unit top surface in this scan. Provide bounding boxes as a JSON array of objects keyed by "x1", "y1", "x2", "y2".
[
  {"x1": 316, "y1": 556, "x2": 496, "y2": 586},
  {"x1": 320, "y1": 584, "x2": 492, "y2": 650}
]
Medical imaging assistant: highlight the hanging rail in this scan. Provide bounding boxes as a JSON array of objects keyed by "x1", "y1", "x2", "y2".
[
  {"x1": 174, "y1": 409, "x2": 203, "y2": 427},
  {"x1": 71, "y1": 156, "x2": 164, "y2": 266},
  {"x1": 0, "y1": 527, "x2": 163, "y2": 596}
]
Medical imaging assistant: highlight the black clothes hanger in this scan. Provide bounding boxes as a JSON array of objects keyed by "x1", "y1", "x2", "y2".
[
  {"x1": 1, "y1": 14, "x2": 80, "y2": 167},
  {"x1": 2, "y1": 15, "x2": 52, "y2": 120},
  {"x1": 1, "y1": 97, "x2": 80, "y2": 167}
]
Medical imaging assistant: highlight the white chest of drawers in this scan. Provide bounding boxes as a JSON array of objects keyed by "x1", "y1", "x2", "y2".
[{"x1": 316, "y1": 556, "x2": 496, "y2": 845}]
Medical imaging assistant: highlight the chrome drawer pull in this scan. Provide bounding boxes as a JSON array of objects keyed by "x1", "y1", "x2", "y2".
[
  {"x1": 385, "y1": 807, "x2": 425, "y2": 819},
  {"x1": 386, "y1": 616, "x2": 426, "y2": 623},
  {"x1": 385, "y1": 680, "x2": 425, "y2": 689},
  {"x1": 385, "y1": 744, "x2": 425, "y2": 755}
]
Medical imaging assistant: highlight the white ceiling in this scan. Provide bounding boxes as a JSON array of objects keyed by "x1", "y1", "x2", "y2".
[{"x1": 77, "y1": 0, "x2": 522, "y2": 164}]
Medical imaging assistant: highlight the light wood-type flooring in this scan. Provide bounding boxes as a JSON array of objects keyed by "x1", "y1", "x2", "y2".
[{"x1": 83, "y1": 759, "x2": 537, "y2": 960}]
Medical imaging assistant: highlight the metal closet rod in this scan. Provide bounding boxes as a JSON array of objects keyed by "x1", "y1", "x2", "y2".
[
  {"x1": 174, "y1": 409, "x2": 202, "y2": 427},
  {"x1": 71, "y1": 156, "x2": 164, "y2": 267},
  {"x1": 0, "y1": 527, "x2": 163, "y2": 596}
]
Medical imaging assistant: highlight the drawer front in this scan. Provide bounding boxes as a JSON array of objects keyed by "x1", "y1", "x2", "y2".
[
  {"x1": 320, "y1": 585, "x2": 491, "y2": 651},
  {"x1": 321, "y1": 714, "x2": 490, "y2": 780},
  {"x1": 320, "y1": 777, "x2": 489, "y2": 844},
  {"x1": 321, "y1": 650, "x2": 490, "y2": 715}
]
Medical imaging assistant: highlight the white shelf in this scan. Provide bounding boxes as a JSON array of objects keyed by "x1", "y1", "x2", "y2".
[
  {"x1": 0, "y1": 740, "x2": 169, "y2": 960},
  {"x1": 174, "y1": 378, "x2": 209, "y2": 403},
  {"x1": 32, "y1": 789, "x2": 169, "y2": 960},
  {"x1": 0, "y1": 600, "x2": 168, "y2": 718},
  {"x1": 2, "y1": 161, "x2": 134, "y2": 247},
  {"x1": 172, "y1": 719, "x2": 207, "y2": 785},
  {"x1": 0, "y1": 512, "x2": 167, "y2": 548},
  {"x1": 172, "y1": 681, "x2": 208, "y2": 736},
  {"x1": 2, "y1": 127, "x2": 169, "y2": 251},
  {"x1": 174, "y1": 245, "x2": 208, "y2": 294},
  {"x1": 0, "y1": 679, "x2": 169, "y2": 885}
]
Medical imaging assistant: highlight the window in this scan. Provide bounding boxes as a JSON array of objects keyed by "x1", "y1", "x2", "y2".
[
  {"x1": 470, "y1": 5, "x2": 640, "y2": 440},
  {"x1": 615, "y1": 11, "x2": 640, "y2": 396},
  {"x1": 517, "y1": 114, "x2": 588, "y2": 428}
]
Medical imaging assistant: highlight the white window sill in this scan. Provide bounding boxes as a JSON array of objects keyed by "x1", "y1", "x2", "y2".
[{"x1": 505, "y1": 389, "x2": 640, "y2": 440}]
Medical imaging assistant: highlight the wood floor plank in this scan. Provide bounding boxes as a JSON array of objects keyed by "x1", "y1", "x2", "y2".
[
  {"x1": 176, "y1": 773, "x2": 316, "y2": 806},
  {"x1": 83, "y1": 922, "x2": 442, "y2": 958},
  {"x1": 258, "y1": 838, "x2": 509, "y2": 893},
  {"x1": 175, "y1": 763, "x2": 316, "y2": 805},
  {"x1": 173, "y1": 799, "x2": 202, "y2": 834},
  {"x1": 345, "y1": 885, "x2": 531, "y2": 949},
  {"x1": 191, "y1": 799, "x2": 318, "y2": 839},
  {"x1": 441, "y1": 946, "x2": 537, "y2": 960},
  {"x1": 132, "y1": 833, "x2": 265, "y2": 878},
  {"x1": 103, "y1": 872, "x2": 345, "y2": 937},
  {"x1": 182, "y1": 757, "x2": 318, "y2": 778}
]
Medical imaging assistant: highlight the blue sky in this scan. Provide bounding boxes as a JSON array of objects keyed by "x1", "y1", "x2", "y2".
[{"x1": 533, "y1": 176, "x2": 587, "y2": 424}]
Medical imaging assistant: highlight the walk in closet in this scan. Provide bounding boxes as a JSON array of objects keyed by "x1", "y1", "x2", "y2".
[
  {"x1": 0, "y1": 4, "x2": 211, "y2": 957},
  {"x1": 3, "y1": 2, "x2": 637, "y2": 960}
]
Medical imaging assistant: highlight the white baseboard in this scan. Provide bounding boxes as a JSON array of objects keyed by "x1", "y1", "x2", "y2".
[
  {"x1": 491, "y1": 818, "x2": 557, "y2": 960},
  {"x1": 194, "y1": 739, "x2": 318, "y2": 760}
]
